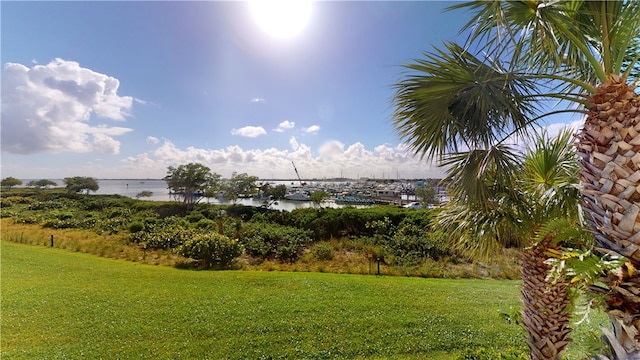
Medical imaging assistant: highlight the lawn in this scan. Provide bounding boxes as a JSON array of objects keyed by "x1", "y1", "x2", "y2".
[{"x1": 1, "y1": 242, "x2": 603, "y2": 359}]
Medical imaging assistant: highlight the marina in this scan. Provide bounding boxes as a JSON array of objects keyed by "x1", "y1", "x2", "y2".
[{"x1": 23, "y1": 178, "x2": 448, "y2": 211}]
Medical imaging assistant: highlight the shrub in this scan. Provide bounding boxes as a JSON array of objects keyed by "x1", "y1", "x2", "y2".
[
  {"x1": 386, "y1": 231, "x2": 451, "y2": 266},
  {"x1": 195, "y1": 218, "x2": 217, "y2": 230},
  {"x1": 240, "y1": 222, "x2": 312, "y2": 262},
  {"x1": 29, "y1": 200, "x2": 69, "y2": 211},
  {"x1": 185, "y1": 212, "x2": 205, "y2": 223},
  {"x1": 3, "y1": 196, "x2": 35, "y2": 205},
  {"x1": 55, "y1": 211, "x2": 74, "y2": 220},
  {"x1": 128, "y1": 222, "x2": 144, "y2": 233},
  {"x1": 311, "y1": 244, "x2": 334, "y2": 261},
  {"x1": 177, "y1": 233, "x2": 244, "y2": 269}
]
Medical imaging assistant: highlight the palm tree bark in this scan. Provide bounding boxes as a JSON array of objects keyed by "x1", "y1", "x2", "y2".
[
  {"x1": 521, "y1": 234, "x2": 572, "y2": 360},
  {"x1": 576, "y1": 76, "x2": 640, "y2": 358}
]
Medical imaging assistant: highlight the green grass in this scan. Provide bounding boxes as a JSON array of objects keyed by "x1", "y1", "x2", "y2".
[{"x1": 1, "y1": 242, "x2": 604, "y2": 359}]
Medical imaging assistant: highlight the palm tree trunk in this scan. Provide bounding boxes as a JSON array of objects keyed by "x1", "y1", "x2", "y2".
[
  {"x1": 521, "y1": 234, "x2": 572, "y2": 360},
  {"x1": 576, "y1": 76, "x2": 640, "y2": 358}
]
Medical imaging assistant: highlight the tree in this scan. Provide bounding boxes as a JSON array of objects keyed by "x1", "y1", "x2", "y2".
[
  {"x1": 27, "y1": 179, "x2": 57, "y2": 189},
  {"x1": 393, "y1": 2, "x2": 640, "y2": 357},
  {"x1": 414, "y1": 184, "x2": 436, "y2": 207},
  {"x1": 64, "y1": 176, "x2": 99, "y2": 194},
  {"x1": 164, "y1": 163, "x2": 220, "y2": 210},
  {"x1": 223, "y1": 172, "x2": 258, "y2": 203},
  {"x1": 437, "y1": 130, "x2": 582, "y2": 360},
  {"x1": 1, "y1": 177, "x2": 22, "y2": 191},
  {"x1": 135, "y1": 190, "x2": 153, "y2": 199},
  {"x1": 268, "y1": 184, "x2": 287, "y2": 200},
  {"x1": 310, "y1": 190, "x2": 331, "y2": 206}
]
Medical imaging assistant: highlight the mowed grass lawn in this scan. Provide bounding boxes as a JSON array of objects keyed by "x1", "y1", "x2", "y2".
[{"x1": 1, "y1": 241, "x2": 599, "y2": 359}]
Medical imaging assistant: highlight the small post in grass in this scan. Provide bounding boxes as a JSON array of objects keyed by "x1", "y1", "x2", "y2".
[
  {"x1": 50, "y1": 235, "x2": 54, "y2": 247},
  {"x1": 377, "y1": 257, "x2": 381, "y2": 276}
]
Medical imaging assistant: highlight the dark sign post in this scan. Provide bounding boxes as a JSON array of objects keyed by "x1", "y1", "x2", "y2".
[{"x1": 50, "y1": 235, "x2": 54, "y2": 247}]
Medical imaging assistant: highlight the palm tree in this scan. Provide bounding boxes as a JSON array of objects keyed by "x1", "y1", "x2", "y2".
[
  {"x1": 393, "y1": 1, "x2": 640, "y2": 358},
  {"x1": 520, "y1": 131, "x2": 583, "y2": 360},
  {"x1": 435, "y1": 130, "x2": 582, "y2": 360}
]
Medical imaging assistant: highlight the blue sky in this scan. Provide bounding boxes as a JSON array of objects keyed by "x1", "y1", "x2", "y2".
[{"x1": 1, "y1": 1, "x2": 579, "y2": 180}]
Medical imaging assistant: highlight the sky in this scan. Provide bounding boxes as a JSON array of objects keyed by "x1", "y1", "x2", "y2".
[{"x1": 1, "y1": 1, "x2": 582, "y2": 181}]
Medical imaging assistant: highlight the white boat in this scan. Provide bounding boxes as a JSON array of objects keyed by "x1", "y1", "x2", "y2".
[{"x1": 285, "y1": 192, "x2": 311, "y2": 201}]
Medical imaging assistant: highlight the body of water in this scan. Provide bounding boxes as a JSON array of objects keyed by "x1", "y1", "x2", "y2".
[{"x1": 29, "y1": 179, "x2": 371, "y2": 211}]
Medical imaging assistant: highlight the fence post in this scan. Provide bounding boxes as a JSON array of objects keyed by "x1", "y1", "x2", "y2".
[{"x1": 50, "y1": 235, "x2": 54, "y2": 247}]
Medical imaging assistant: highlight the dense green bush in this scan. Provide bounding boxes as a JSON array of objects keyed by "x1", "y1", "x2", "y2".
[
  {"x1": 133, "y1": 202, "x2": 186, "y2": 218},
  {"x1": 185, "y1": 211, "x2": 205, "y2": 223},
  {"x1": 224, "y1": 203, "x2": 269, "y2": 219},
  {"x1": 29, "y1": 199, "x2": 72, "y2": 211},
  {"x1": 195, "y1": 218, "x2": 217, "y2": 230},
  {"x1": 240, "y1": 222, "x2": 313, "y2": 262},
  {"x1": 53, "y1": 211, "x2": 74, "y2": 220},
  {"x1": 128, "y1": 222, "x2": 144, "y2": 233},
  {"x1": 268, "y1": 206, "x2": 417, "y2": 240},
  {"x1": 311, "y1": 243, "x2": 334, "y2": 261},
  {"x1": 3, "y1": 196, "x2": 35, "y2": 205},
  {"x1": 128, "y1": 216, "x2": 192, "y2": 249},
  {"x1": 386, "y1": 229, "x2": 452, "y2": 266},
  {"x1": 356, "y1": 213, "x2": 453, "y2": 266},
  {"x1": 177, "y1": 233, "x2": 244, "y2": 269}
]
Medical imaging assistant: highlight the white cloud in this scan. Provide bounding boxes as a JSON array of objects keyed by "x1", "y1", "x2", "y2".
[
  {"x1": 1, "y1": 59, "x2": 133, "y2": 154},
  {"x1": 231, "y1": 126, "x2": 267, "y2": 138},
  {"x1": 304, "y1": 125, "x2": 320, "y2": 134},
  {"x1": 115, "y1": 137, "x2": 445, "y2": 179},
  {"x1": 289, "y1": 136, "x2": 300, "y2": 151},
  {"x1": 273, "y1": 120, "x2": 295, "y2": 132},
  {"x1": 250, "y1": 97, "x2": 266, "y2": 103},
  {"x1": 546, "y1": 119, "x2": 583, "y2": 138},
  {"x1": 104, "y1": 121, "x2": 588, "y2": 180},
  {"x1": 505, "y1": 119, "x2": 585, "y2": 152},
  {"x1": 318, "y1": 140, "x2": 344, "y2": 161},
  {"x1": 146, "y1": 136, "x2": 160, "y2": 144}
]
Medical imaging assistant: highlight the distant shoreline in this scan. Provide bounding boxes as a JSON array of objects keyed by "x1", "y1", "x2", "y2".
[{"x1": 19, "y1": 178, "x2": 440, "y2": 182}]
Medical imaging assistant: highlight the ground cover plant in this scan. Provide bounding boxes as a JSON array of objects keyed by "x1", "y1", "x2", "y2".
[{"x1": 1, "y1": 241, "x2": 606, "y2": 359}]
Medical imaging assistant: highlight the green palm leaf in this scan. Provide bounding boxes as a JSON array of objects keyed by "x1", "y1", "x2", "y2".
[{"x1": 393, "y1": 42, "x2": 541, "y2": 161}]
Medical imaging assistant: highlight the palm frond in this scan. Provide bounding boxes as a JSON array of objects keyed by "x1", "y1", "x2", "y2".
[
  {"x1": 450, "y1": 1, "x2": 597, "y2": 81},
  {"x1": 534, "y1": 217, "x2": 592, "y2": 249},
  {"x1": 522, "y1": 128, "x2": 581, "y2": 220},
  {"x1": 441, "y1": 143, "x2": 521, "y2": 206},
  {"x1": 435, "y1": 198, "x2": 530, "y2": 259},
  {"x1": 450, "y1": 1, "x2": 640, "y2": 86},
  {"x1": 392, "y1": 42, "x2": 541, "y2": 161}
]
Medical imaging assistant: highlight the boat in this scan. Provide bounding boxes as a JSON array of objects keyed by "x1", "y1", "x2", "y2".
[
  {"x1": 284, "y1": 162, "x2": 312, "y2": 201},
  {"x1": 284, "y1": 192, "x2": 311, "y2": 201},
  {"x1": 335, "y1": 196, "x2": 374, "y2": 205}
]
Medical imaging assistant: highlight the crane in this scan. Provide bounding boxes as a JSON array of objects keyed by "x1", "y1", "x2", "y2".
[{"x1": 291, "y1": 161, "x2": 307, "y2": 186}]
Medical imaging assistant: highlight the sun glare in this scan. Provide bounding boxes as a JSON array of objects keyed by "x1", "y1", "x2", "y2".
[{"x1": 249, "y1": 1, "x2": 312, "y2": 39}]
